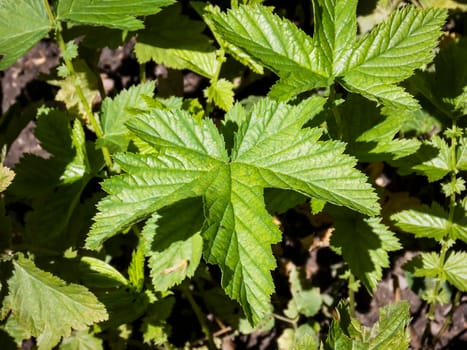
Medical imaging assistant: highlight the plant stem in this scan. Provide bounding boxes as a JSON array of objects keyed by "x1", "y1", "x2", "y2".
[
  {"x1": 43, "y1": 0, "x2": 113, "y2": 169},
  {"x1": 329, "y1": 86, "x2": 343, "y2": 139},
  {"x1": 180, "y1": 282, "x2": 216, "y2": 350},
  {"x1": 348, "y1": 273, "x2": 356, "y2": 316}
]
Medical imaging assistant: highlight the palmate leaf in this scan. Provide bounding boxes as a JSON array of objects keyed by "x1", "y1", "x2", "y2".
[
  {"x1": 57, "y1": 0, "x2": 175, "y2": 31},
  {"x1": 0, "y1": 0, "x2": 51, "y2": 70},
  {"x1": 208, "y1": 1, "x2": 447, "y2": 108},
  {"x1": 1, "y1": 256, "x2": 108, "y2": 350},
  {"x1": 87, "y1": 97, "x2": 379, "y2": 325}
]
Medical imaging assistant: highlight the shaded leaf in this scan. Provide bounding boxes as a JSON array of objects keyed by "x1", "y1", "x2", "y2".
[
  {"x1": 135, "y1": 4, "x2": 219, "y2": 78},
  {"x1": 330, "y1": 209, "x2": 401, "y2": 291}
]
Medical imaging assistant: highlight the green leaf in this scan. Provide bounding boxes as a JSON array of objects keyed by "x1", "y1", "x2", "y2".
[
  {"x1": 128, "y1": 243, "x2": 145, "y2": 293},
  {"x1": 330, "y1": 209, "x2": 401, "y2": 292},
  {"x1": 10, "y1": 111, "x2": 99, "y2": 251},
  {"x1": 444, "y1": 251, "x2": 467, "y2": 292},
  {"x1": 457, "y1": 137, "x2": 467, "y2": 171},
  {"x1": 0, "y1": 0, "x2": 51, "y2": 70},
  {"x1": 284, "y1": 264, "x2": 322, "y2": 318},
  {"x1": 343, "y1": 6, "x2": 447, "y2": 84},
  {"x1": 411, "y1": 252, "x2": 442, "y2": 278},
  {"x1": 1, "y1": 256, "x2": 108, "y2": 349},
  {"x1": 57, "y1": 0, "x2": 175, "y2": 30},
  {"x1": 79, "y1": 257, "x2": 128, "y2": 288},
  {"x1": 411, "y1": 136, "x2": 452, "y2": 182},
  {"x1": 209, "y1": 2, "x2": 447, "y2": 107},
  {"x1": 278, "y1": 324, "x2": 319, "y2": 350},
  {"x1": 98, "y1": 81, "x2": 155, "y2": 153},
  {"x1": 134, "y1": 4, "x2": 219, "y2": 78},
  {"x1": 140, "y1": 296, "x2": 175, "y2": 345},
  {"x1": 203, "y1": 4, "x2": 264, "y2": 74},
  {"x1": 59, "y1": 330, "x2": 103, "y2": 350},
  {"x1": 204, "y1": 79, "x2": 235, "y2": 111},
  {"x1": 143, "y1": 198, "x2": 204, "y2": 291},
  {"x1": 408, "y1": 39, "x2": 467, "y2": 119},
  {"x1": 311, "y1": 0, "x2": 357, "y2": 77},
  {"x1": 205, "y1": 4, "x2": 328, "y2": 86},
  {"x1": 341, "y1": 73, "x2": 420, "y2": 110},
  {"x1": 88, "y1": 97, "x2": 379, "y2": 325},
  {"x1": 330, "y1": 94, "x2": 420, "y2": 162},
  {"x1": 391, "y1": 203, "x2": 457, "y2": 240},
  {"x1": 325, "y1": 301, "x2": 410, "y2": 350},
  {"x1": 0, "y1": 166, "x2": 14, "y2": 193}
]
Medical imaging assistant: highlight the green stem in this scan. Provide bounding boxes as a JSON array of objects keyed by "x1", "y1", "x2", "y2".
[
  {"x1": 348, "y1": 273, "x2": 356, "y2": 316},
  {"x1": 43, "y1": 0, "x2": 113, "y2": 169},
  {"x1": 428, "y1": 121, "x2": 458, "y2": 321},
  {"x1": 180, "y1": 282, "x2": 216, "y2": 350},
  {"x1": 329, "y1": 86, "x2": 343, "y2": 139},
  {"x1": 139, "y1": 63, "x2": 146, "y2": 83}
]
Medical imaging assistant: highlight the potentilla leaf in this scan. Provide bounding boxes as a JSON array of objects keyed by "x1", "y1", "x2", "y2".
[
  {"x1": 88, "y1": 97, "x2": 380, "y2": 325},
  {"x1": 98, "y1": 81, "x2": 156, "y2": 153},
  {"x1": 0, "y1": 0, "x2": 51, "y2": 70},
  {"x1": 57, "y1": 0, "x2": 175, "y2": 31},
  {"x1": 1, "y1": 256, "x2": 108, "y2": 349}
]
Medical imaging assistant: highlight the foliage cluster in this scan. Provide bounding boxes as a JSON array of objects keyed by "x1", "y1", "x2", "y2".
[{"x1": 0, "y1": 0, "x2": 466, "y2": 349}]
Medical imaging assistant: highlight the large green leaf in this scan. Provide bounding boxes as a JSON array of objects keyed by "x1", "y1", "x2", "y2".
[
  {"x1": 1, "y1": 256, "x2": 108, "y2": 350},
  {"x1": 208, "y1": 2, "x2": 447, "y2": 107},
  {"x1": 57, "y1": 0, "x2": 175, "y2": 30},
  {"x1": 134, "y1": 4, "x2": 220, "y2": 79},
  {"x1": 330, "y1": 209, "x2": 401, "y2": 292},
  {"x1": 0, "y1": 0, "x2": 51, "y2": 70},
  {"x1": 87, "y1": 96, "x2": 379, "y2": 325}
]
